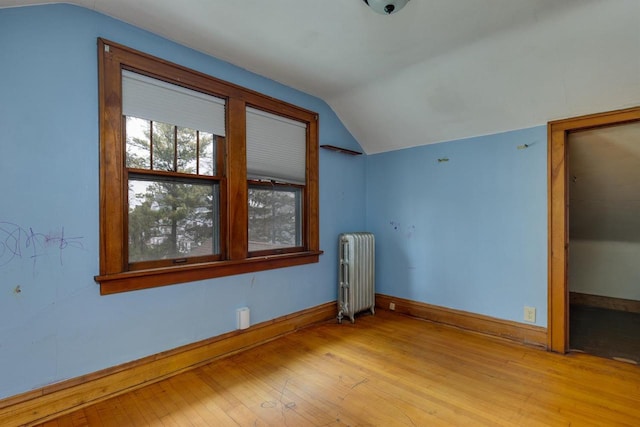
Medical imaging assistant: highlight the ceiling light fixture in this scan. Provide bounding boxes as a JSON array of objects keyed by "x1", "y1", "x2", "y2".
[{"x1": 362, "y1": 0, "x2": 409, "y2": 15}]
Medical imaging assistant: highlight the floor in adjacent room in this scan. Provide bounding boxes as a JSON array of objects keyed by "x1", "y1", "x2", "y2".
[{"x1": 570, "y1": 304, "x2": 640, "y2": 365}]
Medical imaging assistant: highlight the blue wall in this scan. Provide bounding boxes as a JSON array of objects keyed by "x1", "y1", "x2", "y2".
[
  {"x1": 0, "y1": 3, "x2": 550, "y2": 402},
  {"x1": 0, "y1": 4, "x2": 366, "y2": 399},
  {"x1": 366, "y1": 127, "x2": 548, "y2": 325}
]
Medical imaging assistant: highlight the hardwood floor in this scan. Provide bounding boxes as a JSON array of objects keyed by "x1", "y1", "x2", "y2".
[{"x1": 38, "y1": 310, "x2": 640, "y2": 426}]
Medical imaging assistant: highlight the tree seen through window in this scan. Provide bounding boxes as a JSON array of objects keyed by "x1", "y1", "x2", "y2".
[{"x1": 126, "y1": 118, "x2": 219, "y2": 263}]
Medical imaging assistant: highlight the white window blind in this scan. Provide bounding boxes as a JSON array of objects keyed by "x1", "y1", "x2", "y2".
[
  {"x1": 246, "y1": 107, "x2": 307, "y2": 185},
  {"x1": 122, "y1": 70, "x2": 226, "y2": 137}
]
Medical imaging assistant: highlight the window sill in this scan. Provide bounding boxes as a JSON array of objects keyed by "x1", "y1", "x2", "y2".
[{"x1": 95, "y1": 250, "x2": 323, "y2": 295}]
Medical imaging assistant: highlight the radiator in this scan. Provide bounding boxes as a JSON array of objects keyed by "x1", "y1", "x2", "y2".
[{"x1": 338, "y1": 232, "x2": 375, "y2": 324}]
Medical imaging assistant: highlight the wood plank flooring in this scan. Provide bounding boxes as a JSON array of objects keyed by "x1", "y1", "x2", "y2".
[{"x1": 37, "y1": 310, "x2": 640, "y2": 426}]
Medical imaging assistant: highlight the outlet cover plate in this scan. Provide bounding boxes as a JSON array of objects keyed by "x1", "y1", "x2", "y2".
[{"x1": 524, "y1": 306, "x2": 536, "y2": 323}]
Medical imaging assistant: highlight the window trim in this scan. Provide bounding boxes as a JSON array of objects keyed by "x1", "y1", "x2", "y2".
[{"x1": 95, "y1": 39, "x2": 321, "y2": 295}]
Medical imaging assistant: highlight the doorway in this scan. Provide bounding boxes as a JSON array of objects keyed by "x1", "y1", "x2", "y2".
[
  {"x1": 548, "y1": 106, "x2": 640, "y2": 354},
  {"x1": 567, "y1": 122, "x2": 640, "y2": 363}
]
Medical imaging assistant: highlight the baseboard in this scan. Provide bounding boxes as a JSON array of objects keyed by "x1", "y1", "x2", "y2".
[
  {"x1": 0, "y1": 302, "x2": 336, "y2": 427},
  {"x1": 376, "y1": 294, "x2": 547, "y2": 349},
  {"x1": 570, "y1": 292, "x2": 640, "y2": 314}
]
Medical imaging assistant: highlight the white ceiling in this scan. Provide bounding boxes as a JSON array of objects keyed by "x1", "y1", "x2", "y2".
[{"x1": 2, "y1": 0, "x2": 639, "y2": 153}]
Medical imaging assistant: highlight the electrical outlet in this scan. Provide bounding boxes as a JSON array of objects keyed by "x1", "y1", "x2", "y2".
[
  {"x1": 524, "y1": 306, "x2": 536, "y2": 323},
  {"x1": 389, "y1": 302, "x2": 396, "y2": 311}
]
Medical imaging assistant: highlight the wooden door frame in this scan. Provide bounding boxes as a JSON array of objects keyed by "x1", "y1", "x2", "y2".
[{"x1": 547, "y1": 106, "x2": 640, "y2": 353}]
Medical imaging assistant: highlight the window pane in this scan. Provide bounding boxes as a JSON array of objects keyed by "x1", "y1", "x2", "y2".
[
  {"x1": 125, "y1": 117, "x2": 150, "y2": 169},
  {"x1": 199, "y1": 132, "x2": 216, "y2": 176},
  {"x1": 177, "y1": 127, "x2": 197, "y2": 174},
  {"x1": 248, "y1": 186, "x2": 301, "y2": 252},
  {"x1": 152, "y1": 121, "x2": 175, "y2": 171},
  {"x1": 128, "y1": 177, "x2": 219, "y2": 263}
]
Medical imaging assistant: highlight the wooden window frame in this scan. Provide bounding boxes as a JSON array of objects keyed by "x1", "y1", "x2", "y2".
[{"x1": 95, "y1": 39, "x2": 321, "y2": 295}]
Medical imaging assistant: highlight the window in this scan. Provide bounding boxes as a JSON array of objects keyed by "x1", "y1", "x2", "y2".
[
  {"x1": 246, "y1": 107, "x2": 307, "y2": 254},
  {"x1": 122, "y1": 70, "x2": 225, "y2": 269},
  {"x1": 248, "y1": 183, "x2": 302, "y2": 252},
  {"x1": 95, "y1": 39, "x2": 320, "y2": 294}
]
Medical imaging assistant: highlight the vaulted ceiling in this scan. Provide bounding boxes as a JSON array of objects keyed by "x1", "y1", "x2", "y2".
[
  {"x1": 2, "y1": 0, "x2": 639, "y2": 153},
  {"x1": 569, "y1": 121, "x2": 640, "y2": 242}
]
